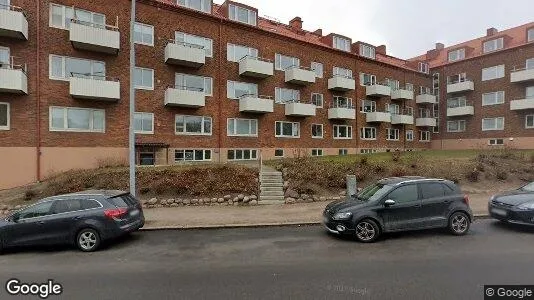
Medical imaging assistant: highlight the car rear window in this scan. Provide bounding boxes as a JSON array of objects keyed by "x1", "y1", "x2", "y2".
[
  {"x1": 107, "y1": 194, "x2": 137, "y2": 207},
  {"x1": 81, "y1": 199, "x2": 101, "y2": 210},
  {"x1": 420, "y1": 183, "x2": 446, "y2": 198}
]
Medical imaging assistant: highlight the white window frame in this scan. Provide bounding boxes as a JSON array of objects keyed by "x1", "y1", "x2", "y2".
[
  {"x1": 447, "y1": 96, "x2": 467, "y2": 108},
  {"x1": 311, "y1": 149, "x2": 324, "y2": 157},
  {"x1": 227, "y1": 80, "x2": 258, "y2": 99},
  {"x1": 527, "y1": 86, "x2": 534, "y2": 99},
  {"x1": 0, "y1": 102, "x2": 10, "y2": 131},
  {"x1": 311, "y1": 93, "x2": 324, "y2": 108},
  {"x1": 275, "y1": 53, "x2": 300, "y2": 71},
  {"x1": 489, "y1": 139, "x2": 504, "y2": 146},
  {"x1": 274, "y1": 149, "x2": 284, "y2": 158},
  {"x1": 386, "y1": 103, "x2": 400, "y2": 115},
  {"x1": 527, "y1": 58, "x2": 534, "y2": 70},
  {"x1": 227, "y1": 118, "x2": 258, "y2": 137},
  {"x1": 49, "y1": 3, "x2": 106, "y2": 30},
  {"x1": 311, "y1": 62, "x2": 323, "y2": 78},
  {"x1": 134, "y1": 112, "x2": 154, "y2": 134},
  {"x1": 420, "y1": 131, "x2": 431, "y2": 142},
  {"x1": 333, "y1": 36, "x2": 351, "y2": 52},
  {"x1": 0, "y1": 46, "x2": 10, "y2": 65},
  {"x1": 482, "y1": 117, "x2": 505, "y2": 131},
  {"x1": 333, "y1": 125, "x2": 352, "y2": 140},
  {"x1": 176, "y1": 73, "x2": 213, "y2": 96},
  {"x1": 386, "y1": 128, "x2": 400, "y2": 141},
  {"x1": 526, "y1": 115, "x2": 534, "y2": 129},
  {"x1": 406, "y1": 130, "x2": 414, "y2": 141},
  {"x1": 420, "y1": 86, "x2": 431, "y2": 95},
  {"x1": 275, "y1": 87, "x2": 300, "y2": 104},
  {"x1": 339, "y1": 149, "x2": 348, "y2": 156},
  {"x1": 174, "y1": 149, "x2": 212, "y2": 162},
  {"x1": 418, "y1": 62, "x2": 429, "y2": 74},
  {"x1": 360, "y1": 127, "x2": 377, "y2": 140},
  {"x1": 447, "y1": 73, "x2": 467, "y2": 84},
  {"x1": 49, "y1": 54, "x2": 106, "y2": 81},
  {"x1": 360, "y1": 99, "x2": 376, "y2": 113},
  {"x1": 175, "y1": 31, "x2": 213, "y2": 57},
  {"x1": 175, "y1": 115, "x2": 212, "y2": 136},
  {"x1": 311, "y1": 123, "x2": 323, "y2": 139},
  {"x1": 482, "y1": 65, "x2": 505, "y2": 81},
  {"x1": 275, "y1": 121, "x2": 300, "y2": 138},
  {"x1": 228, "y1": 4, "x2": 257, "y2": 26},
  {"x1": 359, "y1": 44, "x2": 376, "y2": 59},
  {"x1": 360, "y1": 73, "x2": 377, "y2": 86},
  {"x1": 176, "y1": 0, "x2": 212, "y2": 13},
  {"x1": 529, "y1": 28, "x2": 534, "y2": 42},
  {"x1": 483, "y1": 37, "x2": 504, "y2": 53},
  {"x1": 49, "y1": 106, "x2": 105, "y2": 133},
  {"x1": 133, "y1": 22, "x2": 154, "y2": 46},
  {"x1": 385, "y1": 78, "x2": 400, "y2": 90},
  {"x1": 405, "y1": 83, "x2": 414, "y2": 92},
  {"x1": 134, "y1": 67, "x2": 154, "y2": 90},
  {"x1": 226, "y1": 43, "x2": 258, "y2": 62},
  {"x1": 448, "y1": 48, "x2": 465, "y2": 62},
  {"x1": 333, "y1": 67, "x2": 353, "y2": 78},
  {"x1": 482, "y1": 91, "x2": 505, "y2": 106},
  {"x1": 227, "y1": 149, "x2": 258, "y2": 161},
  {"x1": 447, "y1": 120, "x2": 466, "y2": 132}
]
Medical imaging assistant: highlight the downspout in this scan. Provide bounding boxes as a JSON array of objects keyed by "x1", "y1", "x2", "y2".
[
  {"x1": 217, "y1": 19, "x2": 223, "y2": 162},
  {"x1": 36, "y1": 0, "x2": 41, "y2": 182}
]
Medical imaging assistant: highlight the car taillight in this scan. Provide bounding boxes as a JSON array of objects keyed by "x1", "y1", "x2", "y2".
[
  {"x1": 463, "y1": 195, "x2": 469, "y2": 205},
  {"x1": 104, "y1": 208, "x2": 128, "y2": 220}
]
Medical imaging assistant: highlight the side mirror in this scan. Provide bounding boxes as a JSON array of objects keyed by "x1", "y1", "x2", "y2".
[
  {"x1": 384, "y1": 199, "x2": 396, "y2": 207},
  {"x1": 8, "y1": 213, "x2": 20, "y2": 223}
]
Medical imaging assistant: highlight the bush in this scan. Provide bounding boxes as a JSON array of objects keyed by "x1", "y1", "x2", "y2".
[
  {"x1": 391, "y1": 149, "x2": 402, "y2": 162},
  {"x1": 476, "y1": 163, "x2": 485, "y2": 172},
  {"x1": 496, "y1": 170, "x2": 508, "y2": 180},
  {"x1": 360, "y1": 156, "x2": 368, "y2": 165},
  {"x1": 465, "y1": 169, "x2": 480, "y2": 182},
  {"x1": 390, "y1": 167, "x2": 408, "y2": 177},
  {"x1": 24, "y1": 189, "x2": 36, "y2": 201}
]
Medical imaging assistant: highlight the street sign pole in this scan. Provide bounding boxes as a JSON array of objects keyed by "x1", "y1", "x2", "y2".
[{"x1": 129, "y1": 0, "x2": 136, "y2": 196}]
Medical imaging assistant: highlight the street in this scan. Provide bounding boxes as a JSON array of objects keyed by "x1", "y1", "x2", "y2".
[{"x1": 1, "y1": 220, "x2": 533, "y2": 300}]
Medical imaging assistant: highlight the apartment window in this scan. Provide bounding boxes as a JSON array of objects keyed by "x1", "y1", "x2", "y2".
[
  {"x1": 133, "y1": 67, "x2": 154, "y2": 90},
  {"x1": 49, "y1": 55, "x2": 105, "y2": 80},
  {"x1": 447, "y1": 96, "x2": 467, "y2": 108},
  {"x1": 229, "y1": 4, "x2": 257, "y2": 26},
  {"x1": 50, "y1": 4, "x2": 105, "y2": 29},
  {"x1": 311, "y1": 93, "x2": 324, "y2": 108},
  {"x1": 483, "y1": 37, "x2": 504, "y2": 53},
  {"x1": 526, "y1": 115, "x2": 534, "y2": 129},
  {"x1": 360, "y1": 127, "x2": 377, "y2": 140},
  {"x1": 176, "y1": 73, "x2": 212, "y2": 96},
  {"x1": 49, "y1": 107, "x2": 105, "y2": 133},
  {"x1": 527, "y1": 86, "x2": 534, "y2": 98},
  {"x1": 405, "y1": 83, "x2": 414, "y2": 91},
  {"x1": 385, "y1": 78, "x2": 400, "y2": 90},
  {"x1": 420, "y1": 131, "x2": 431, "y2": 142},
  {"x1": 333, "y1": 36, "x2": 351, "y2": 52},
  {"x1": 448, "y1": 48, "x2": 465, "y2": 62},
  {"x1": 176, "y1": 0, "x2": 212, "y2": 13},
  {"x1": 406, "y1": 106, "x2": 414, "y2": 116},
  {"x1": 311, "y1": 124, "x2": 323, "y2": 139},
  {"x1": 134, "y1": 22, "x2": 154, "y2": 46},
  {"x1": 333, "y1": 125, "x2": 352, "y2": 139},
  {"x1": 333, "y1": 67, "x2": 353, "y2": 78},
  {"x1": 482, "y1": 117, "x2": 504, "y2": 131},
  {"x1": 175, "y1": 31, "x2": 213, "y2": 57},
  {"x1": 333, "y1": 96, "x2": 353, "y2": 108},
  {"x1": 418, "y1": 62, "x2": 429, "y2": 74},
  {"x1": 311, "y1": 62, "x2": 323, "y2": 78},
  {"x1": 420, "y1": 86, "x2": 431, "y2": 95},
  {"x1": 359, "y1": 44, "x2": 376, "y2": 59},
  {"x1": 227, "y1": 118, "x2": 258, "y2": 137},
  {"x1": 227, "y1": 81, "x2": 258, "y2": 99},
  {"x1": 447, "y1": 120, "x2": 466, "y2": 132},
  {"x1": 275, "y1": 53, "x2": 299, "y2": 71},
  {"x1": 274, "y1": 149, "x2": 284, "y2": 158},
  {"x1": 482, "y1": 91, "x2": 505, "y2": 106},
  {"x1": 311, "y1": 149, "x2": 323, "y2": 157},
  {"x1": 419, "y1": 108, "x2": 432, "y2": 118},
  {"x1": 406, "y1": 130, "x2": 414, "y2": 141},
  {"x1": 175, "y1": 115, "x2": 212, "y2": 135},
  {"x1": 527, "y1": 58, "x2": 534, "y2": 70},
  {"x1": 227, "y1": 43, "x2": 258, "y2": 62},
  {"x1": 386, "y1": 128, "x2": 400, "y2": 141},
  {"x1": 529, "y1": 28, "x2": 534, "y2": 42},
  {"x1": 175, "y1": 149, "x2": 212, "y2": 162},
  {"x1": 360, "y1": 100, "x2": 376, "y2": 113},
  {"x1": 489, "y1": 139, "x2": 504, "y2": 146},
  {"x1": 134, "y1": 112, "x2": 154, "y2": 134},
  {"x1": 0, "y1": 102, "x2": 9, "y2": 130},
  {"x1": 275, "y1": 121, "x2": 299, "y2": 138},
  {"x1": 339, "y1": 149, "x2": 348, "y2": 156},
  {"x1": 386, "y1": 103, "x2": 400, "y2": 115},
  {"x1": 447, "y1": 73, "x2": 467, "y2": 84},
  {"x1": 227, "y1": 149, "x2": 258, "y2": 161},
  {"x1": 360, "y1": 73, "x2": 376, "y2": 86},
  {"x1": 360, "y1": 149, "x2": 377, "y2": 154},
  {"x1": 275, "y1": 87, "x2": 300, "y2": 104},
  {"x1": 482, "y1": 65, "x2": 505, "y2": 81}
]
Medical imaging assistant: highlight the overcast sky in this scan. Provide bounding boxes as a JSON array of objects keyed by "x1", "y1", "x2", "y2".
[{"x1": 216, "y1": 0, "x2": 533, "y2": 59}]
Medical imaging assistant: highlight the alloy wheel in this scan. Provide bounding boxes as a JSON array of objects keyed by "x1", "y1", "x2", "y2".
[
  {"x1": 78, "y1": 231, "x2": 97, "y2": 251},
  {"x1": 356, "y1": 221, "x2": 376, "y2": 241},
  {"x1": 451, "y1": 214, "x2": 468, "y2": 233}
]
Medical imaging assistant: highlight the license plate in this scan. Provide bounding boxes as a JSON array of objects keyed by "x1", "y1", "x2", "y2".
[
  {"x1": 492, "y1": 208, "x2": 507, "y2": 216},
  {"x1": 130, "y1": 209, "x2": 139, "y2": 217}
]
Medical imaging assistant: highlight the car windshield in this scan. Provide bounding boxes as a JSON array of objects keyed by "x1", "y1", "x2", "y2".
[
  {"x1": 355, "y1": 183, "x2": 393, "y2": 202},
  {"x1": 520, "y1": 182, "x2": 534, "y2": 192}
]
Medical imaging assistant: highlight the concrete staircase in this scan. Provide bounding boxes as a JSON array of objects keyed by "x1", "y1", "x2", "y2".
[{"x1": 259, "y1": 170, "x2": 285, "y2": 204}]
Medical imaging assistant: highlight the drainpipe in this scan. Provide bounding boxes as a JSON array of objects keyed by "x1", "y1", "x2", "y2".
[
  {"x1": 36, "y1": 0, "x2": 41, "y2": 182},
  {"x1": 217, "y1": 19, "x2": 223, "y2": 162}
]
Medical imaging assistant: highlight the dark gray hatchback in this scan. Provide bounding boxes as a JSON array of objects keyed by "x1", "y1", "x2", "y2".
[
  {"x1": 0, "y1": 190, "x2": 144, "y2": 253},
  {"x1": 323, "y1": 177, "x2": 473, "y2": 242}
]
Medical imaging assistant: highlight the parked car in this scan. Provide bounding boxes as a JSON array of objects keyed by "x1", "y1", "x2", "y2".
[
  {"x1": 0, "y1": 190, "x2": 144, "y2": 253},
  {"x1": 488, "y1": 182, "x2": 534, "y2": 226},
  {"x1": 323, "y1": 177, "x2": 473, "y2": 242}
]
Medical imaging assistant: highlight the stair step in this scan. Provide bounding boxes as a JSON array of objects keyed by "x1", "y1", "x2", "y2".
[
  {"x1": 261, "y1": 182, "x2": 284, "y2": 186},
  {"x1": 260, "y1": 180, "x2": 284, "y2": 184},
  {"x1": 259, "y1": 196, "x2": 285, "y2": 200},
  {"x1": 260, "y1": 192, "x2": 285, "y2": 196},
  {"x1": 259, "y1": 199, "x2": 285, "y2": 205},
  {"x1": 260, "y1": 172, "x2": 282, "y2": 175},
  {"x1": 261, "y1": 187, "x2": 284, "y2": 191}
]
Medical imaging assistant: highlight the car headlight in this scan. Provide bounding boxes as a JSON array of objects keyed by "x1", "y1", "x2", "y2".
[
  {"x1": 489, "y1": 195, "x2": 495, "y2": 202},
  {"x1": 332, "y1": 212, "x2": 352, "y2": 220},
  {"x1": 517, "y1": 202, "x2": 534, "y2": 210}
]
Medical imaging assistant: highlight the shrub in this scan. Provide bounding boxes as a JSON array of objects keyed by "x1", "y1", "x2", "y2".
[
  {"x1": 465, "y1": 169, "x2": 480, "y2": 182},
  {"x1": 530, "y1": 154, "x2": 534, "y2": 163},
  {"x1": 476, "y1": 163, "x2": 485, "y2": 172},
  {"x1": 390, "y1": 167, "x2": 408, "y2": 177},
  {"x1": 360, "y1": 156, "x2": 368, "y2": 165},
  {"x1": 24, "y1": 189, "x2": 36, "y2": 201},
  {"x1": 391, "y1": 149, "x2": 402, "y2": 162},
  {"x1": 496, "y1": 170, "x2": 508, "y2": 180}
]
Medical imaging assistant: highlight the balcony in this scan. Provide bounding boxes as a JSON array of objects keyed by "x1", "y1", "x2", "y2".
[
  {"x1": 366, "y1": 112, "x2": 392, "y2": 123},
  {"x1": 416, "y1": 94, "x2": 437, "y2": 104},
  {"x1": 69, "y1": 20, "x2": 120, "y2": 55},
  {"x1": 328, "y1": 98, "x2": 356, "y2": 120},
  {"x1": 284, "y1": 66, "x2": 316, "y2": 85},
  {"x1": 391, "y1": 88, "x2": 414, "y2": 100},
  {"x1": 0, "y1": 5, "x2": 28, "y2": 40},
  {"x1": 164, "y1": 40, "x2": 206, "y2": 68},
  {"x1": 239, "y1": 56, "x2": 273, "y2": 78},
  {"x1": 510, "y1": 98, "x2": 534, "y2": 110},
  {"x1": 416, "y1": 118, "x2": 437, "y2": 127},
  {"x1": 447, "y1": 105, "x2": 475, "y2": 117},
  {"x1": 510, "y1": 66, "x2": 534, "y2": 83},
  {"x1": 164, "y1": 86, "x2": 205, "y2": 108},
  {"x1": 328, "y1": 75, "x2": 356, "y2": 91},
  {"x1": 391, "y1": 113, "x2": 414, "y2": 125},
  {"x1": 69, "y1": 74, "x2": 120, "y2": 101},
  {"x1": 446, "y1": 80, "x2": 474, "y2": 94},
  {"x1": 239, "y1": 95, "x2": 274, "y2": 113},
  {"x1": 284, "y1": 101, "x2": 316, "y2": 117},
  {"x1": 366, "y1": 84, "x2": 391, "y2": 97}
]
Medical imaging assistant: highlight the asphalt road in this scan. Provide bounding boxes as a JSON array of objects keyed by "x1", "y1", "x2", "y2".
[{"x1": 1, "y1": 220, "x2": 534, "y2": 300}]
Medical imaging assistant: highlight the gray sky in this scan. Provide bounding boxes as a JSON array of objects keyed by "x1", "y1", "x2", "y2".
[{"x1": 216, "y1": 0, "x2": 533, "y2": 59}]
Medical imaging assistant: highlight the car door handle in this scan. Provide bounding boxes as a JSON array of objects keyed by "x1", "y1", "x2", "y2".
[
  {"x1": 38, "y1": 221, "x2": 45, "y2": 225},
  {"x1": 72, "y1": 216, "x2": 81, "y2": 220}
]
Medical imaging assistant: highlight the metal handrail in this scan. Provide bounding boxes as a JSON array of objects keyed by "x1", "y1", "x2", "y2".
[
  {"x1": 284, "y1": 64, "x2": 312, "y2": 71},
  {"x1": 392, "y1": 108, "x2": 414, "y2": 116},
  {"x1": 446, "y1": 100, "x2": 472, "y2": 109},
  {"x1": 0, "y1": 4, "x2": 27, "y2": 17},
  {"x1": 511, "y1": 64, "x2": 534, "y2": 72},
  {"x1": 238, "y1": 93, "x2": 273, "y2": 99},
  {"x1": 330, "y1": 97, "x2": 355, "y2": 109},
  {"x1": 418, "y1": 109, "x2": 433, "y2": 118},
  {"x1": 70, "y1": 17, "x2": 119, "y2": 31},
  {"x1": 170, "y1": 85, "x2": 204, "y2": 92},
  {"x1": 331, "y1": 74, "x2": 354, "y2": 79},
  {"x1": 447, "y1": 78, "x2": 472, "y2": 85},
  {"x1": 70, "y1": 72, "x2": 119, "y2": 82},
  {"x1": 1, "y1": 56, "x2": 27, "y2": 74},
  {"x1": 239, "y1": 55, "x2": 272, "y2": 63},
  {"x1": 167, "y1": 39, "x2": 205, "y2": 49}
]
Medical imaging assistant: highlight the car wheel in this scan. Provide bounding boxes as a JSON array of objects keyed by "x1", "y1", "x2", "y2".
[
  {"x1": 354, "y1": 219, "x2": 380, "y2": 243},
  {"x1": 449, "y1": 212, "x2": 470, "y2": 236},
  {"x1": 76, "y1": 228, "x2": 101, "y2": 252}
]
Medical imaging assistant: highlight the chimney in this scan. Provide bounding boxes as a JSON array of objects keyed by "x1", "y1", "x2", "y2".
[
  {"x1": 435, "y1": 42, "x2": 445, "y2": 50},
  {"x1": 487, "y1": 27, "x2": 498, "y2": 36},
  {"x1": 313, "y1": 28, "x2": 322, "y2": 36},
  {"x1": 376, "y1": 45, "x2": 387, "y2": 55},
  {"x1": 289, "y1": 17, "x2": 303, "y2": 30}
]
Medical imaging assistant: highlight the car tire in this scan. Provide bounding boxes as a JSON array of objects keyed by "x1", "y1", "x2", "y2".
[
  {"x1": 354, "y1": 219, "x2": 380, "y2": 243},
  {"x1": 448, "y1": 212, "x2": 470, "y2": 236},
  {"x1": 76, "y1": 228, "x2": 101, "y2": 252}
]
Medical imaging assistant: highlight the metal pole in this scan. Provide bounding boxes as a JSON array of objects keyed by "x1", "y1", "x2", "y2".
[{"x1": 129, "y1": 0, "x2": 136, "y2": 196}]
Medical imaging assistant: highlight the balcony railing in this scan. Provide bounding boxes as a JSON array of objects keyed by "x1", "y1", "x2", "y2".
[
  {"x1": 328, "y1": 74, "x2": 356, "y2": 91},
  {"x1": 366, "y1": 82, "x2": 391, "y2": 97},
  {"x1": 391, "y1": 87, "x2": 414, "y2": 100},
  {"x1": 284, "y1": 99, "x2": 316, "y2": 117},
  {"x1": 164, "y1": 39, "x2": 206, "y2": 68},
  {"x1": 69, "y1": 18, "x2": 120, "y2": 54},
  {"x1": 510, "y1": 95, "x2": 534, "y2": 110},
  {"x1": 239, "y1": 55, "x2": 274, "y2": 78},
  {"x1": 446, "y1": 101, "x2": 474, "y2": 116},
  {"x1": 238, "y1": 94, "x2": 274, "y2": 113},
  {"x1": 284, "y1": 65, "x2": 316, "y2": 85},
  {"x1": 0, "y1": 56, "x2": 27, "y2": 94},
  {"x1": 510, "y1": 64, "x2": 534, "y2": 83},
  {"x1": 164, "y1": 85, "x2": 206, "y2": 108},
  {"x1": 366, "y1": 111, "x2": 392, "y2": 123},
  {"x1": 0, "y1": 4, "x2": 28, "y2": 40},
  {"x1": 328, "y1": 99, "x2": 356, "y2": 120},
  {"x1": 69, "y1": 72, "x2": 120, "y2": 101},
  {"x1": 446, "y1": 78, "x2": 474, "y2": 93}
]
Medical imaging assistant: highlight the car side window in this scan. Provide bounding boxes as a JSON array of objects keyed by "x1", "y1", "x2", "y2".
[
  {"x1": 18, "y1": 201, "x2": 54, "y2": 220},
  {"x1": 51, "y1": 199, "x2": 82, "y2": 214},
  {"x1": 420, "y1": 183, "x2": 446, "y2": 199},
  {"x1": 386, "y1": 185, "x2": 418, "y2": 204},
  {"x1": 81, "y1": 199, "x2": 101, "y2": 210}
]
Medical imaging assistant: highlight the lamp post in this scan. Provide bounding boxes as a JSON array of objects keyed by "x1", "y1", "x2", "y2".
[{"x1": 129, "y1": 0, "x2": 136, "y2": 196}]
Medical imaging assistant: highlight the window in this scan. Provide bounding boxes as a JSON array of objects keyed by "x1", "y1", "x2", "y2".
[
  {"x1": 49, "y1": 107, "x2": 105, "y2": 132},
  {"x1": 386, "y1": 103, "x2": 400, "y2": 115},
  {"x1": 447, "y1": 96, "x2": 467, "y2": 108},
  {"x1": 529, "y1": 28, "x2": 534, "y2": 42},
  {"x1": 360, "y1": 127, "x2": 376, "y2": 140},
  {"x1": 419, "y1": 108, "x2": 432, "y2": 118},
  {"x1": 333, "y1": 125, "x2": 352, "y2": 139},
  {"x1": 483, "y1": 38, "x2": 504, "y2": 53},
  {"x1": 386, "y1": 128, "x2": 400, "y2": 141},
  {"x1": 311, "y1": 149, "x2": 323, "y2": 157},
  {"x1": 360, "y1": 73, "x2": 376, "y2": 86},
  {"x1": 134, "y1": 112, "x2": 154, "y2": 134},
  {"x1": 420, "y1": 131, "x2": 431, "y2": 142},
  {"x1": 489, "y1": 139, "x2": 504, "y2": 146},
  {"x1": 275, "y1": 121, "x2": 299, "y2": 138},
  {"x1": 275, "y1": 87, "x2": 300, "y2": 103},
  {"x1": 482, "y1": 65, "x2": 505, "y2": 81},
  {"x1": 175, "y1": 115, "x2": 212, "y2": 135},
  {"x1": 482, "y1": 117, "x2": 504, "y2": 131},
  {"x1": 134, "y1": 22, "x2": 154, "y2": 46},
  {"x1": 81, "y1": 199, "x2": 102, "y2": 210},
  {"x1": 51, "y1": 199, "x2": 83, "y2": 214},
  {"x1": 420, "y1": 183, "x2": 448, "y2": 199},
  {"x1": 385, "y1": 78, "x2": 400, "y2": 90},
  {"x1": 359, "y1": 44, "x2": 376, "y2": 59},
  {"x1": 49, "y1": 4, "x2": 105, "y2": 29},
  {"x1": 405, "y1": 107, "x2": 414, "y2": 116},
  {"x1": 49, "y1": 55, "x2": 105, "y2": 80},
  {"x1": 0, "y1": 46, "x2": 9, "y2": 65},
  {"x1": 527, "y1": 58, "x2": 534, "y2": 70},
  {"x1": 333, "y1": 96, "x2": 353, "y2": 108},
  {"x1": 175, "y1": 31, "x2": 213, "y2": 57},
  {"x1": 448, "y1": 48, "x2": 465, "y2": 62},
  {"x1": 227, "y1": 81, "x2": 258, "y2": 99},
  {"x1": 311, "y1": 124, "x2": 323, "y2": 138},
  {"x1": 275, "y1": 53, "x2": 299, "y2": 71},
  {"x1": 176, "y1": 73, "x2": 212, "y2": 96},
  {"x1": 386, "y1": 185, "x2": 418, "y2": 204},
  {"x1": 227, "y1": 118, "x2": 258, "y2": 137},
  {"x1": 333, "y1": 36, "x2": 351, "y2": 52},
  {"x1": 228, "y1": 4, "x2": 257, "y2": 26},
  {"x1": 227, "y1": 43, "x2": 258, "y2": 62},
  {"x1": 406, "y1": 130, "x2": 414, "y2": 141},
  {"x1": 339, "y1": 149, "x2": 348, "y2": 156},
  {"x1": 360, "y1": 149, "x2": 378, "y2": 154},
  {"x1": 418, "y1": 62, "x2": 429, "y2": 74},
  {"x1": 525, "y1": 115, "x2": 534, "y2": 129},
  {"x1": 482, "y1": 91, "x2": 505, "y2": 106},
  {"x1": 447, "y1": 73, "x2": 467, "y2": 84},
  {"x1": 134, "y1": 67, "x2": 154, "y2": 90},
  {"x1": 274, "y1": 149, "x2": 284, "y2": 158},
  {"x1": 333, "y1": 67, "x2": 353, "y2": 78},
  {"x1": 176, "y1": 0, "x2": 212, "y2": 13},
  {"x1": 420, "y1": 86, "x2": 431, "y2": 95},
  {"x1": 311, "y1": 62, "x2": 323, "y2": 78},
  {"x1": 360, "y1": 100, "x2": 376, "y2": 113},
  {"x1": 0, "y1": 102, "x2": 9, "y2": 130},
  {"x1": 17, "y1": 201, "x2": 54, "y2": 220},
  {"x1": 175, "y1": 149, "x2": 212, "y2": 162},
  {"x1": 447, "y1": 120, "x2": 466, "y2": 132},
  {"x1": 527, "y1": 86, "x2": 534, "y2": 99},
  {"x1": 311, "y1": 93, "x2": 323, "y2": 108},
  {"x1": 405, "y1": 83, "x2": 414, "y2": 91},
  {"x1": 227, "y1": 149, "x2": 257, "y2": 161}
]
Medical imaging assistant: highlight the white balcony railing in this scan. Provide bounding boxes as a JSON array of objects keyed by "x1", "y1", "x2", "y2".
[
  {"x1": 510, "y1": 65, "x2": 534, "y2": 83},
  {"x1": 328, "y1": 75, "x2": 356, "y2": 91},
  {"x1": 366, "y1": 83, "x2": 391, "y2": 97},
  {"x1": 415, "y1": 117, "x2": 437, "y2": 127},
  {"x1": 239, "y1": 56, "x2": 274, "y2": 78},
  {"x1": 366, "y1": 111, "x2": 392, "y2": 123},
  {"x1": 164, "y1": 86, "x2": 205, "y2": 108},
  {"x1": 69, "y1": 74, "x2": 120, "y2": 101},
  {"x1": 391, "y1": 113, "x2": 414, "y2": 125},
  {"x1": 416, "y1": 93, "x2": 437, "y2": 104},
  {"x1": 510, "y1": 98, "x2": 534, "y2": 110},
  {"x1": 284, "y1": 100, "x2": 316, "y2": 117},
  {"x1": 446, "y1": 104, "x2": 475, "y2": 117},
  {"x1": 0, "y1": 4, "x2": 28, "y2": 40},
  {"x1": 239, "y1": 94, "x2": 274, "y2": 113},
  {"x1": 391, "y1": 88, "x2": 414, "y2": 100},
  {"x1": 164, "y1": 40, "x2": 206, "y2": 68},
  {"x1": 446, "y1": 80, "x2": 474, "y2": 94},
  {"x1": 284, "y1": 66, "x2": 316, "y2": 85},
  {"x1": 69, "y1": 19, "x2": 120, "y2": 54},
  {"x1": 0, "y1": 56, "x2": 27, "y2": 94},
  {"x1": 328, "y1": 100, "x2": 356, "y2": 120}
]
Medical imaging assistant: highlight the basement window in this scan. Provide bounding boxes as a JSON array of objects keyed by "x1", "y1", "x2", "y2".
[
  {"x1": 311, "y1": 149, "x2": 323, "y2": 157},
  {"x1": 228, "y1": 149, "x2": 258, "y2": 161},
  {"x1": 274, "y1": 149, "x2": 284, "y2": 158},
  {"x1": 0, "y1": 102, "x2": 9, "y2": 130},
  {"x1": 489, "y1": 139, "x2": 504, "y2": 146}
]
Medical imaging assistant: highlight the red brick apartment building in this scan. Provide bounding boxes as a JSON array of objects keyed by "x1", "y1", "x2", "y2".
[{"x1": 0, "y1": 0, "x2": 531, "y2": 190}]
